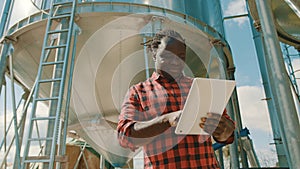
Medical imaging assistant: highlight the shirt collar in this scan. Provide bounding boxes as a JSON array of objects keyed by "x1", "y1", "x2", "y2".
[
  {"x1": 150, "y1": 71, "x2": 184, "y2": 83},
  {"x1": 151, "y1": 71, "x2": 160, "y2": 81}
]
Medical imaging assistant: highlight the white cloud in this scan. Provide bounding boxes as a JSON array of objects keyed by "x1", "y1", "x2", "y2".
[
  {"x1": 292, "y1": 59, "x2": 300, "y2": 70},
  {"x1": 291, "y1": 58, "x2": 300, "y2": 85},
  {"x1": 256, "y1": 149, "x2": 278, "y2": 167},
  {"x1": 236, "y1": 86, "x2": 279, "y2": 164},
  {"x1": 237, "y1": 85, "x2": 272, "y2": 133},
  {"x1": 224, "y1": 0, "x2": 248, "y2": 26},
  {"x1": 0, "y1": 102, "x2": 49, "y2": 156},
  {"x1": 284, "y1": 57, "x2": 300, "y2": 115},
  {"x1": 290, "y1": 58, "x2": 300, "y2": 89},
  {"x1": 9, "y1": 0, "x2": 38, "y2": 27},
  {"x1": 0, "y1": 112, "x2": 15, "y2": 140}
]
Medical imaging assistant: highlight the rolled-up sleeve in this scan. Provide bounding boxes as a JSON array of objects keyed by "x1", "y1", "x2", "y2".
[{"x1": 117, "y1": 86, "x2": 142, "y2": 151}]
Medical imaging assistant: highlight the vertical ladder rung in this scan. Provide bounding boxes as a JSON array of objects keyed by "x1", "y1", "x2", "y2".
[
  {"x1": 57, "y1": 12, "x2": 72, "y2": 16},
  {"x1": 38, "y1": 78, "x2": 62, "y2": 83},
  {"x1": 41, "y1": 60, "x2": 64, "y2": 66},
  {"x1": 53, "y1": 1, "x2": 73, "y2": 7},
  {"x1": 31, "y1": 116, "x2": 56, "y2": 121},
  {"x1": 23, "y1": 155, "x2": 68, "y2": 163},
  {"x1": 45, "y1": 44, "x2": 67, "y2": 50},
  {"x1": 24, "y1": 159, "x2": 51, "y2": 163},
  {"x1": 48, "y1": 29, "x2": 69, "y2": 34},
  {"x1": 50, "y1": 14, "x2": 71, "y2": 20},
  {"x1": 23, "y1": 156, "x2": 50, "y2": 163},
  {"x1": 28, "y1": 137, "x2": 53, "y2": 141},
  {"x1": 35, "y1": 97, "x2": 59, "y2": 101}
]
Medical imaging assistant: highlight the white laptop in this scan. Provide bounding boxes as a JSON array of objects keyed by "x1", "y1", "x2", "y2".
[{"x1": 175, "y1": 78, "x2": 236, "y2": 135}]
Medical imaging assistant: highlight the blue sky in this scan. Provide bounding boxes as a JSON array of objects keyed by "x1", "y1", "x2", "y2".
[
  {"x1": 0, "y1": 0, "x2": 285, "y2": 166},
  {"x1": 222, "y1": 0, "x2": 277, "y2": 162}
]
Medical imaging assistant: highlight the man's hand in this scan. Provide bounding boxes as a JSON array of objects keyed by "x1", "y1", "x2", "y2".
[
  {"x1": 130, "y1": 110, "x2": 182, "y2": 146},
  {"x1": 162, "y1": 111, "x2": 182, "y2": 127},
  {"x1": 199, "y1": 112, "x2": 234, "y2": 142}
]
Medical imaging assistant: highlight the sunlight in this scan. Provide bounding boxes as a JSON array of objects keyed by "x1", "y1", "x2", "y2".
[
  {"x1": 9, "y1": 0, "x2": 38, "y2": 26},
  {"x1": 284, "y1": 0, "x2": 300, "y2": 18}
]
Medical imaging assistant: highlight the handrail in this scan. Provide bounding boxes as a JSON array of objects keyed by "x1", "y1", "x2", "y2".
[{"x1": 30, "y1": 0, "x2": 49, "y2": 15}]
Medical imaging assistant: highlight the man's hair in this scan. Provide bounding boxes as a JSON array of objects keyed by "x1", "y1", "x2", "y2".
[{"x1": 142, "y1": 29, "x2": 186, "y2": 56}]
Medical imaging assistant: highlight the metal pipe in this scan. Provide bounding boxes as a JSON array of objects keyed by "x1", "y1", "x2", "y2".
[
  {"x1": 82, "y1": 149, "x2": 90, "y2": 169},
  {"x1": 215, "y1": 0, "x2": 226, "y2": 39},
  {"x1": 12, "y1": 91, "x2": 26, "y2": 168},
  {"x1": 246, "y1": 8, "x2": 289, "y2": 166},
  {"x1": 100, "y1": 155, "x2": 106, "y2": 169},
  {"x1": 60, "y1": 25, "x2": 80, "y2": 155},
  {"x1": 3, "y1": 81, "x2": 7, "y2": 169},
  {"x1": 284, "y1": 0, "x2": 300, "y2": 18},
  {"x1": 226, "y1": 99, "x2": 240, "y2": 169},
  {"x1": 223, "y1": 14, "x2": 248, "y2": 21},
  {"x1": 0, "y1": 84, "x2": 14, "y2": 150},
  {"x1": 218, "y1": 149, "x2": 224, "y2": 169},
  {"x1": 227, "y1": 68, "x2": 249, "y2": 168},
  {"x1": 255, "y1": 0, "x2": 300, "y2": 168},
  {"x1": 0, "y1": 43, "x2": 9, "y2": 95},
  {"x1": 58, "y1": 25, "x2": 81, "y2": 169},
  {"x1": 8, "y1": 50, "x2": 21, "y2": 169},
  {"x1": 0, "y1": 0, "x2": 13, "y2": 38},
  {"x1": 231, "y1": 133, "x2": 240, "y2": 169},
  {"x1": 73, "y1": 142, "x2": 87, "y2": 169}
]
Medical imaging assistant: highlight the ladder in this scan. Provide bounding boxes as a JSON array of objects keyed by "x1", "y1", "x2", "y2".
[
  {"x1": 21, "y1": 0, "x2": 77, "y2": 168},
  {"x1": 282, "y1": 44, "x2": 300, "y2": 101}
]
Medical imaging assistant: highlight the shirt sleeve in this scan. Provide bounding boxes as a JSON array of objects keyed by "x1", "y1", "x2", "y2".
[
  {"x1": 214, "y1": 109, "x2": 235, "y2": 144},
  {"x1": 117, "y1": 86, "x2": 142, "y2": 151}
]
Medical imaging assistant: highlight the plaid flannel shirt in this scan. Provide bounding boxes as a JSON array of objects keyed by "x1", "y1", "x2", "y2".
[{"x1": 117, "y1": 72, "x2": 234, "y2": 169}]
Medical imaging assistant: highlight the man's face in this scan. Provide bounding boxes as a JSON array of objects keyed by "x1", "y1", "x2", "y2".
[{"x1": 154, "y1": 37, "x2": 186, "y2": 80}]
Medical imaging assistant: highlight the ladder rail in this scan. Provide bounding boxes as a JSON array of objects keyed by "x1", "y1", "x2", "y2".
[
  {"x1": 21, "y1": 0, "x2": 60, "y2": 165},
  {"x1": 48, "y1": 1, "x2": 77, "y2": 168},
  {"x1": 60, "y1": 24, "x2": 81, "y2": 157},
  {"x1": 21, "y1": 0, "x2": 77, "y2": 168},
  {"x1": 8, "y1": 45, "x2": 22, "y2": 169},
  {"x1": 0, "y1": 42, "x2": 10, "y2": 95},
  {"x1": 282, "y1": 44, "x2": 300, "y2": 101}
]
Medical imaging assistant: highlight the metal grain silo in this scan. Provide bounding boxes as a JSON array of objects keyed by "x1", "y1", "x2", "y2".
[{"x1": 1, "y1": 0, "x2": 236, "y2": 167}]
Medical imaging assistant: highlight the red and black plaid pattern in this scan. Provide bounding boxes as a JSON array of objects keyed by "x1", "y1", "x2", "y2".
[{"x1": 117, "y1": 72, "x2": 232, "y2": 169}]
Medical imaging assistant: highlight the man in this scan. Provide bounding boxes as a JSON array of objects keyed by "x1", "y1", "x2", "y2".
[{"x1": 117, "y1": 29, "x2": 235, "y2": 169}]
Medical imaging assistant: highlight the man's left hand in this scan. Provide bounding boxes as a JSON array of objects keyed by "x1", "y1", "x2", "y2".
[{"x1": 199, "y1": 112, "x2": 235, "y2": 142}]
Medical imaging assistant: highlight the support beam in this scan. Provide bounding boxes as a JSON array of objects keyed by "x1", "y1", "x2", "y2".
[
  {"x1": 0, "y1": 42, "x2": 9, "y2": 95},
  {"x1": 227, "y1": 68, "x2": 249, "y2": 169},
  {"x1": 246, "y1": 2, "x2": 290, "y2": 165},
  {"x1": 0, "y1": 0, "x2": 14, "y2": 38},
  {"x1": 255, "y1": 0, "x2": 300, "y2": 168}
]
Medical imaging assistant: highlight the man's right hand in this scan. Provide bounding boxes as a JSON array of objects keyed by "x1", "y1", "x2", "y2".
[
  {"x1": 161, "y1": 110, "x2": 182, "y2": 127},
  {"x1": 130, "y1": 110, "x2": 181, "y2": 146}
]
